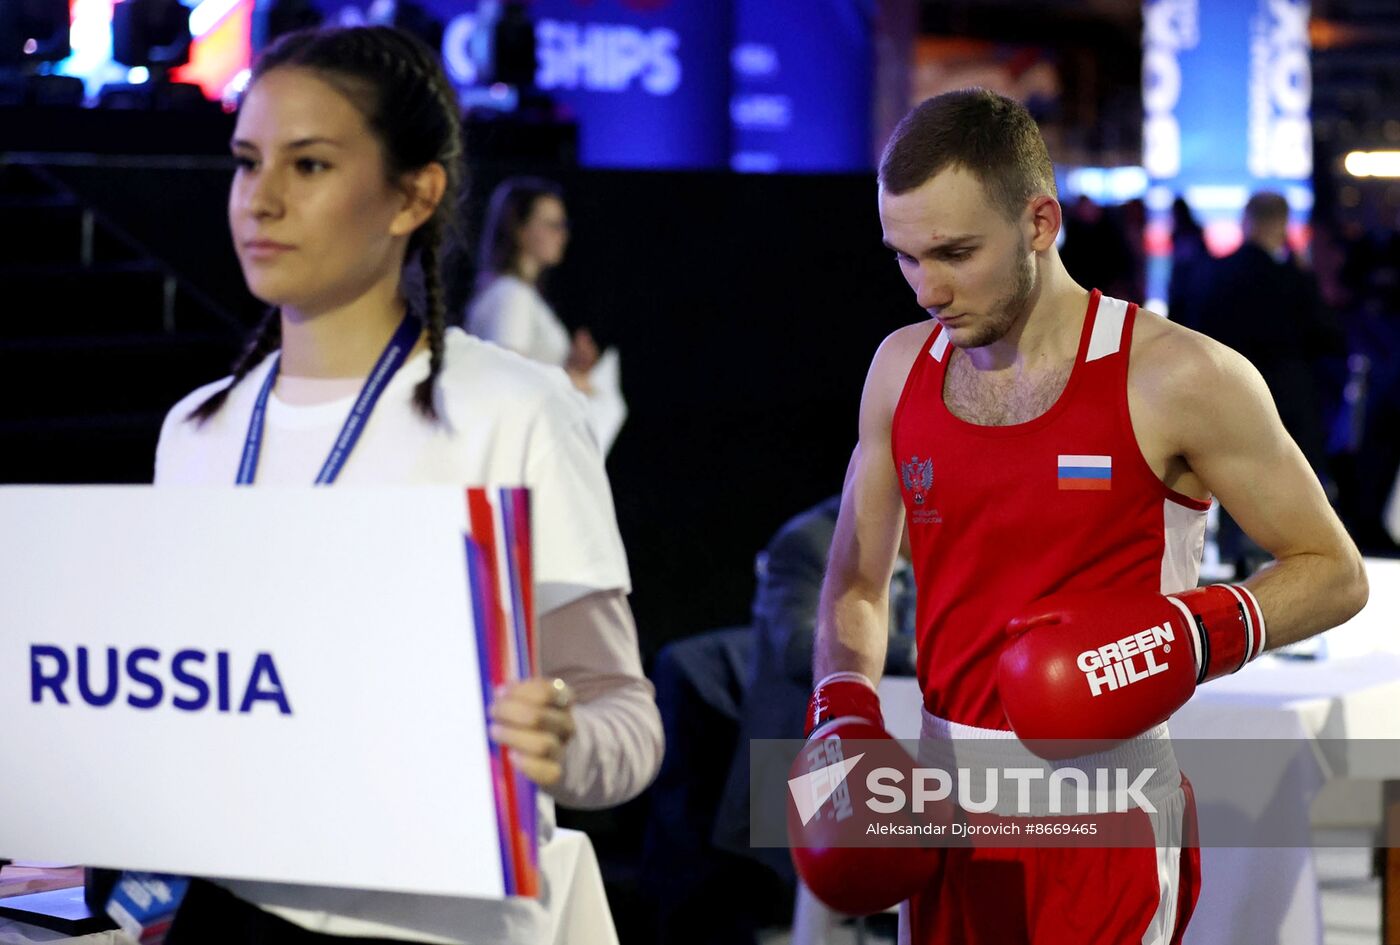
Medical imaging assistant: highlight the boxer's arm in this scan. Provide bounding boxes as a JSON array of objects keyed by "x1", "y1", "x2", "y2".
[
  {"x1": 814, "y1": 326, "x2": 927, "y2": 683},
  {"x1": 1151, "y1": 330, "x2": 1368, "y2": 646}
]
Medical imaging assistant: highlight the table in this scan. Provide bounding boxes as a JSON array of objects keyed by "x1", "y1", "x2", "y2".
[
  {"x1": 1170, "y1": 654, "x2": 1400, "y2": 945},
  {"x1": 0, "y1": 829, "x2": 616, "y2": 945},
  {"x1": 0, "y1": 925, "x2": 115, "y2": 945}
]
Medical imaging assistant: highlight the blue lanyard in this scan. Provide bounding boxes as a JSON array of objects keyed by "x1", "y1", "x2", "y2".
[{"x1": 236, "y1": 314, "x2": 423, "y2": 485}]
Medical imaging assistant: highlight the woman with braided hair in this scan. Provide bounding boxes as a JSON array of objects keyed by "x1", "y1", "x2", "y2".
[{"x1": 153, "y1": 24, "x2": 661, "y2": 943}]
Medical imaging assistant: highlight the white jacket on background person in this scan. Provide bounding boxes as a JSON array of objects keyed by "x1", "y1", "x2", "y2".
[{"x1": 467, "y1": 276, "x2": 627, "y2": 455}]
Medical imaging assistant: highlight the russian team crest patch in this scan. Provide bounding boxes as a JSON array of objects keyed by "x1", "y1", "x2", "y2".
[
  {"x1": 900, "y1": 456, "x2": 941, "y2": 524},
  {"x1": 901, "y1": 456, "x2": 933, "y2": 504}
]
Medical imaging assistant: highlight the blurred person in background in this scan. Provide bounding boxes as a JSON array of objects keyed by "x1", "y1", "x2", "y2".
[
  {"x1": 1058, "y1": 193, "x2": 1135, "y2": 302},
  {"x1": 467, "y1": 177, "x2": 626, "y2": 453},
  {"x1": 1120, "y1": 196, "x2": 1147, "y2": 304},
  {"x1": 1167, "y1": 196, "x2": 1208, "y2": 327},
  {"x1": 1191, "y1": 191, "x2": 1345, "y2": 574},
  {"x1": 1337, "y1": 235, "x2": 1400, "y2": 553}
]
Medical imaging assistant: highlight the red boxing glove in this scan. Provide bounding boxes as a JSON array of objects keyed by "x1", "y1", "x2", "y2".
[
  {"x1": 997, "y1": 585, "x2": 1266, "y2": 758},
  {"x1": 789, "y1": 672, "x2": 943, "y2": 914}
]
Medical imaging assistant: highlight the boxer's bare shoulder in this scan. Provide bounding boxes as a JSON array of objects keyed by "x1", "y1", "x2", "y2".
[
  {"x1": 1128, "y1": 307, "x2": 1295, "y2": 499},
  {"x1": 863, "y1": 320, "x2": 939, "y2": 428}
]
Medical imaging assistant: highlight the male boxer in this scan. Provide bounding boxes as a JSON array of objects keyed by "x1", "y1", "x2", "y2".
[{"x1": 801, "y1": 89, "x2": 1368, "y2": 942}]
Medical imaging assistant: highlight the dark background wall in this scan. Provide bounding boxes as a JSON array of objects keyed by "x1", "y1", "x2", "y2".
[{"x1": 543, "y1": 169, "x2": 918, "y2": 656}]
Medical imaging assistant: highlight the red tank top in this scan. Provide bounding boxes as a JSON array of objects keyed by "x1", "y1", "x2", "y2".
[{"x1": 891, "y1": 290, "x2": 1211, "y2": 730}]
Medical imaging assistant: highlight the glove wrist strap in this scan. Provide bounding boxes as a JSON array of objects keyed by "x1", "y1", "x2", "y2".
[
  {"x1": 814, "y1": 670, "x2": 877, "y2": 692},
  {"x1": 1170, "y1": 584, "x2": 1267, "y2": 683},
  {"x1": 807, "y1": 671, "x2": 882, "y2": 736}
]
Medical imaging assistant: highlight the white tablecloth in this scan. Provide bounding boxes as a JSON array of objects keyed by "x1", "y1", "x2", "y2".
[
  {"x1": 0, "y1": 828, "x2": 617, "y2": 945},
  {"x1": 1171, "y1": 653, "x2": 1400, "y2": 945}
]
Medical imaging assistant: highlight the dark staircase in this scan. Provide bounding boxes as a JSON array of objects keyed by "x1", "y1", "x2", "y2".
[{"x1": 0, "y1": 162, "x2": 240, "y2": 484}]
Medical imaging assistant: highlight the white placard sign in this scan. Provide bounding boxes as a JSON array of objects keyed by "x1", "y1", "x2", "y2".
[{"x1": 0, "y1": 486, "x2": 510, "y2": 900}]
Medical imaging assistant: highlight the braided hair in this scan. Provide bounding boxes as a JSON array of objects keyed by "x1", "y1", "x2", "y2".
[{"x1": 190, "y1": 25, "x2": 464, "y2": 423}]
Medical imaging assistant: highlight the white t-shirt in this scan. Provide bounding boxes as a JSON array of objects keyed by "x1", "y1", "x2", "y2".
[
  {"x1": 154, "y1": 327, "x2": 631, "y2": 942},
  {"x1": 466, "y1": 275, "x2": 571, "y2": 368},
  {"x1": 156, "y1": 327, "x2": 629, "y2": 614}
]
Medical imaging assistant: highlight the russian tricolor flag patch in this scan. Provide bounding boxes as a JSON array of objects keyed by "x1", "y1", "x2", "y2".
[{"x1": 1058, "y1": 454, "x2": 1111, "y2": 491}]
